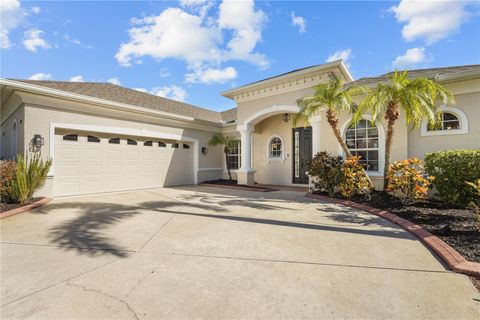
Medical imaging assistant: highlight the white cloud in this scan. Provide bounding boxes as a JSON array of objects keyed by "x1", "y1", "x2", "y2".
[
  {"x1": 0, "y1": 0, "x2": 25, "y2": 49},
  {"x1": 134, "y1": 85, "x2": 188, "y2": 102},
  {"x1": 64, "y1": 34, "x2": 93, "y2": 48},
  {"x1": 326, "y1": 48, "x2": 352, "y2": 64},
  {"x1": 69, "y1": 75, "x2": 84, "y2": 82},
  {"x1": 392, "y1": 47, "x2": 428, "y2": 69},
  {"x1": 31, "y1": 6, "x2": 41, "y2": 14},
  {"x1": 23, "y1": 29, "x2": 50, "y2": 52},
  {"x1": 28, "y1": 72, "x2": 52, "y2": 80},
  {"x1": 116, "y1": 0, "x2": 268, "y2": 79},
  {"x1": 107, "y1": 77, "x2": 121, "y2": 85},
  {"x1": 290, "y1": 11, "x2": 306, "y2": 33},
  {"x1": 390, "y1": 0, "x2": 473, "y2": 44},
  {"x1": 185, "y1": 66, "x2": 237, "y2": 84},
  {"x1": 159, "y1": 68, "x2": 171, "y2": 78}
]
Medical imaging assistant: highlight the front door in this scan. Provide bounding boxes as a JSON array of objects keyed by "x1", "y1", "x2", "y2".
[{"x1": 292, "y1": 126, "x2": 312, "y2": 184}]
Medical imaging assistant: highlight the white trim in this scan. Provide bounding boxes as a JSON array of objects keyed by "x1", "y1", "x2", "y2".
[
  {"x1": 420, "y1": 106, "x2": 468, "y2": 136},
  {"x1": 198, "y1": 168, "x2": 223, "y2": 172},
  {"x1": 339, "y1": 114, "x2": 385, "y2": 175},
  {"x1": 239, "y1": 105, "x2": 300, "y2": 131},
  {"x1": 266, "y1": 134, "x2": 286, "y2": 162},
  {"x1": 48, "y1": 123, "x2": 199, "y2": 184}
]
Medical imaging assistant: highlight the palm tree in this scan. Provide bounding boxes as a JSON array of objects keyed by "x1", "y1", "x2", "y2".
[
  {"x1": 295, "y1": 77, "x2": 372, "y2": 185},
  {"x1": 354, "y1": 71, "x2": 453, "y2": 190},
  {"x1": 208, "y1": 134, "x2": 239, "y2": 181}
]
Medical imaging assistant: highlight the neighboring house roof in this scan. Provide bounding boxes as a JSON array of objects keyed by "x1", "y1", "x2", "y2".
[
  {"x1": 347, "y1": 65, "x2": 480, "y2": 87},
  {"x1": 8, "y1": 79, "x2": 229, "y2": 124}
]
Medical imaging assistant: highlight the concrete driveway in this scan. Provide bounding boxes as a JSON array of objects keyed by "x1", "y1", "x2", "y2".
[{"x1": 1, "y1": 186, "x2": 479, "y2": 319}]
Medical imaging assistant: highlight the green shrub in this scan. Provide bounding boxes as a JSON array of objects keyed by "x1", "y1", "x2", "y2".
[
  {"x1": 308, "y1": 151, "x2": 343, "y2": 197},
  {"x1": 338, "y1": 156, "x2": 373, "y2": 198},
  {"x1": 465, "y1": 180, "x2": 480, "y2": 228},
  {"x1": 0, "y1": 160, "x2": 17, "y2": 203},
  {"x1": 9, "y1": 154, "x2": 52, "y2": 205},
  {"x1": 425, "y1": 149, "x2": 480, "y2": 206},
  {"x1": 386, "y1": 158, "x2": 434, "y2": 204}
]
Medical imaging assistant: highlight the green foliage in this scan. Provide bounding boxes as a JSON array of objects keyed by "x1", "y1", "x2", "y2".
[
  {"x1": 425, "y1": 149, "x2": 480, "y2": 206},
  {"x1": 0, "y1": 160, "x2": 17, "y2": 203},
  {"x1": 8, "y1": 154, "x2": 52, "y2": 205},
  {"x1": 308, "y1": 151, "x2": 344, "y2": 197},
  {"x1": 386, "y1": 158, "x2": 433, "y2": 204},
  {"x1": 465, "y1": 179, "x2": 480, "y2": 228},
  {"x1": 338, "y1": 156, "x2": 373, "y2": 198},
  {"x1": 208, "y1": 134, "x2": 239, "y2": 181}
]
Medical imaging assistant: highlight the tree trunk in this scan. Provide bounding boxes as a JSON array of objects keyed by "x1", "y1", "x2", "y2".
[
  {"x1": 327, "y1": 109, "x2": 373, "y2": 187},
  {"x1": 383, "y1": 103, "x2": 400, "y2": 190},
  {"x1": 225, "y1": 151, "x2": 232, "y2": 181}
]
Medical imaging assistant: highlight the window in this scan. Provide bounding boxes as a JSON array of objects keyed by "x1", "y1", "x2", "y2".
[
  {"x1": 269, "y1": 137, "x2": 283, "y2": 158},
  {"x1": 11, "y1": 120, "x2": 17, "y2": 156},
  {"x1": 226, "y1": 140, "x2": 241, "y2": 170},
  {"x1": 87, "y1": 135, "x2": 100, "y2": 143},
  {"x1": 158, "y1": 141, "x2": 166, "y2": 147},
  {"x1": 144, "y1": 141, "x2": 153, "y2": 146},
  {"x1": 427, "y1": 112, "x2": 460, "y2": 131},
  {"x1": 172, "y1": 143, "x2": 179, "y2": 148},
  {"x1": 63, "y1": 134, "x2": 78, "y2": 141},
  {"x1": 109, "y1": 138, "x2": 120, "y2": 144},
  {"x1": 183, "y1": 143, "x2": 190, "y2": 149},
  {"x1": 127, "y1": 139, "x2": 137, "y2": 145},
  {"x1": 345, "y1": 119, "x2": 379, "y2": 171}
]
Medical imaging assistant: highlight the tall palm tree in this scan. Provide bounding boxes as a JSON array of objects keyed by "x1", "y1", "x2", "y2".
[
  {"x1": 208, "y1": 134, "x2": 239, "y2": 181},
  {"x1": 354, "y1": 71, "x2": 453, "y2": 190},
  {"x1": 295, "y1": 77, "x2": 372, "y2": 184}
]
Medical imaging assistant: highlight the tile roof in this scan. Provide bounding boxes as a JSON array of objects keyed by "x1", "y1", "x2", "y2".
[
  {"x1": 10, "y1": 79, "x2": 233, "y2": 123},
  {"x1": 347, "y1": 65, "x2": 480, "y2": 87}
]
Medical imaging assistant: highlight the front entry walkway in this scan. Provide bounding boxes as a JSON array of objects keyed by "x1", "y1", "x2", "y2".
[{"x1": 1, "y1": 186, "x2": 479, "y2": 319}]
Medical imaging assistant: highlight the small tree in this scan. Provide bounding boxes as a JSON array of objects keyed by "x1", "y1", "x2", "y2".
[
  {"x1": 354, "y1": 71, "x2": 453, "y2": 190},
  {"x1": 208, "y1": 134, "x2": 239, "y2": 181}
]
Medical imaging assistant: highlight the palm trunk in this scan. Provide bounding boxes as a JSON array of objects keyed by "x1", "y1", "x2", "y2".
[
  {"x1": 225, "y1": 150, "x2": 232, "y2": 181},
  {"x1": 383, "y1": 103, "x2": 400, "y2": 190},
  {"x1": 327, "y1": 109, "x2": 373, "y2": 187}
]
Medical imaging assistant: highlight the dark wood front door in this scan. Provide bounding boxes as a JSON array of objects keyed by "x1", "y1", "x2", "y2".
[{"x1": 292, "y1": 126, "x2": 312, "y2": 184}]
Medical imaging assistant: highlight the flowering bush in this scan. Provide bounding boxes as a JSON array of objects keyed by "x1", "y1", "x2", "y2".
[
  {"x1": 339, "y1": 156, "x2": 373, "y2": 198},
  {"x1": 0, "y1": 160, "x2": 17, "y2": 203},
  {"x1": 308, "y1": 151, "x2": 343, "y2": 197},
  {"x1": 386, "y1": 158, "x2": 433, "y2": 204}
]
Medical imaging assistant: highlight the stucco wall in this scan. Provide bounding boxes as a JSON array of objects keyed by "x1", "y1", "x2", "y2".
[{"x1": 1, "y1": 93, "x2": 25, "y2": 160}]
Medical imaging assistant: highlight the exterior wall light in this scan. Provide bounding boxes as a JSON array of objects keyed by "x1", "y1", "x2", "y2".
[
  {"x1": 283, "y1": 113, "x2": 291, "y2": 123},
  {"x1": 202, "y1": 147, "x2": 208, "y2": 155},
  {"x1": 34, "y1": 134, "x2": 44, "y2": 147}
]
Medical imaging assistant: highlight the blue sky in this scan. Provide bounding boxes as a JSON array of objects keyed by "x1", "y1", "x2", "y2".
[{"x1": 1, "y1": 0, "x2": 479, "y2": 111}]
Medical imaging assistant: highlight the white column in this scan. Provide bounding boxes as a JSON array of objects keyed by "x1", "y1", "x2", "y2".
[
  {"x1": 240, "y1": 129, "x2": 252, "y2": 171},
  {"x1": 309, "y1": 115, "x2": 322, "y2": 155}
]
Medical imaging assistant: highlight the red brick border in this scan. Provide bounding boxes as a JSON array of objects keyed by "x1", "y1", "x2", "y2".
[
  {"x1": 199, "y1": 183, "x2": 279, "y2": 192},
  {"x1": 306, "y1": 193, "x2": 480, "y2": 278},
  {"x1": 0, "y1": 197, "x2": 52, "y2": 220}
]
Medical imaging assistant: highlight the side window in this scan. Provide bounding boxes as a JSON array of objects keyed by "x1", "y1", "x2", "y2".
[
  {"x1": 144, "y1": 141, "x2": 153, "y2": 146},
  {"x1": 63, "y1": 134, "x2": 78, "y2": 141},
  {"x1": 158, "y1": 141, "x2": 166, "y2": 147},
  {"x1": 108, "y1": 138, "x2": 120, "y2": 144},
  {"x1": 127, "y1": 139, "x2": 137, "y2": 145},
  {"x1": 171, "y1": 143, "x2": 179, "y2": 148},
  {"x1": 183, "y1": 143, "x2": 190, "y2": 149},
  {"x1": 87, "y1": 135, "x2": 100, "y2": 143}
]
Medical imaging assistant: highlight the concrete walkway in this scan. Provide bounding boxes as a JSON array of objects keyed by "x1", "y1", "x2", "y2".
[{"x1": 1, "y1": 186, "x2": 479, "y2": 319}]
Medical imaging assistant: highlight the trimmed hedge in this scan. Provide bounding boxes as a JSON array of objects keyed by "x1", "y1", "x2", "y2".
[{"x1": 425, "y1": 149, "x2": 480, "y2": 206}]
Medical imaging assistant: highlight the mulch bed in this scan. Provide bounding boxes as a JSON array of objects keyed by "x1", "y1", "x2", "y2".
[
  {"x1": 0, "y1": 198, "x2": 42, "y2": 213},
  {"x1": 201, "y1": 179, "x2": 279, "y2": 192}
]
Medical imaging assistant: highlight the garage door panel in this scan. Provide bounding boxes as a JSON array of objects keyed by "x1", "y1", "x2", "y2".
[{"x1": 54, "y1": 132, "x2": 194, "y2": 196}]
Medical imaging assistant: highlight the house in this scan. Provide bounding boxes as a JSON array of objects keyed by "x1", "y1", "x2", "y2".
[{"x1": 1, "y1": 61, "x2": 479, "y2": 197}]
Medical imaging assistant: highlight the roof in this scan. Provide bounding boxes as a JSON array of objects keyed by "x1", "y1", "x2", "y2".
[
  {"x1": 222, "y1": 60, "x2": 353, "y2": 98},
  {"x1": 7, "y1": 79, "x2": 233, "y2": 123},
  {"x1": 347, "y1": 64, "x2": 480, "y2": 87}
]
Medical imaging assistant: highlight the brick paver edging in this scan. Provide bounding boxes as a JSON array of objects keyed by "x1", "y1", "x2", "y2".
[
  {"x1": 199, "y1": 183, "x2": 279, "y2": 192},
  {"x1": 306, "y1": 193, "x2": 480, "y2": 278},
  {"x1": 0, "y1": 197, "x2": 52, "y2": 220}
]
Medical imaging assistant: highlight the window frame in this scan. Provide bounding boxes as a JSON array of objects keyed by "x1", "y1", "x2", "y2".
[
  {"x1": 266, "y1": 135, "x2": 284, "y2": 160},
  {"x1": 226, "y1": 139, "x2": 241, "y2": 171},
  {"x1": 127, "y1": 139, "x2": 138, "y2": 146},
  {"x1": 340, "y1": 115, "x2": 385, "y2": 175},
  {"x1": 158, "y1": 141, "x2": 166, "y2": 147},
  {"x1": 108, "y1": 137, "x2": 121, "y2": 144},
  {"x1": 62, "y1": 133, "x2": 78, "y2": 142},
  {"x1": 171, "y1": 143, "x2": 179, "y2": 148},
  {"x1": 421, "y1": 106, "x2": 468, "y2": 136},
  {"x1": 87, "y1": 135, "x2": 100, "y2": 143},
  {"x1": 144, "y1": 141, "x2": 153, "y2": 146}
]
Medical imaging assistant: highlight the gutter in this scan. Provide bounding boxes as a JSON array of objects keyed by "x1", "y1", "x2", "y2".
[{"x1": 0, "y1": 79, "x2": 223, "y2": 126}]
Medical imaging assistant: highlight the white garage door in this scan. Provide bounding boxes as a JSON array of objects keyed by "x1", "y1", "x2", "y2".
[{"x1": 53, "y1": 131, "x2": 194, "y2": 196}]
